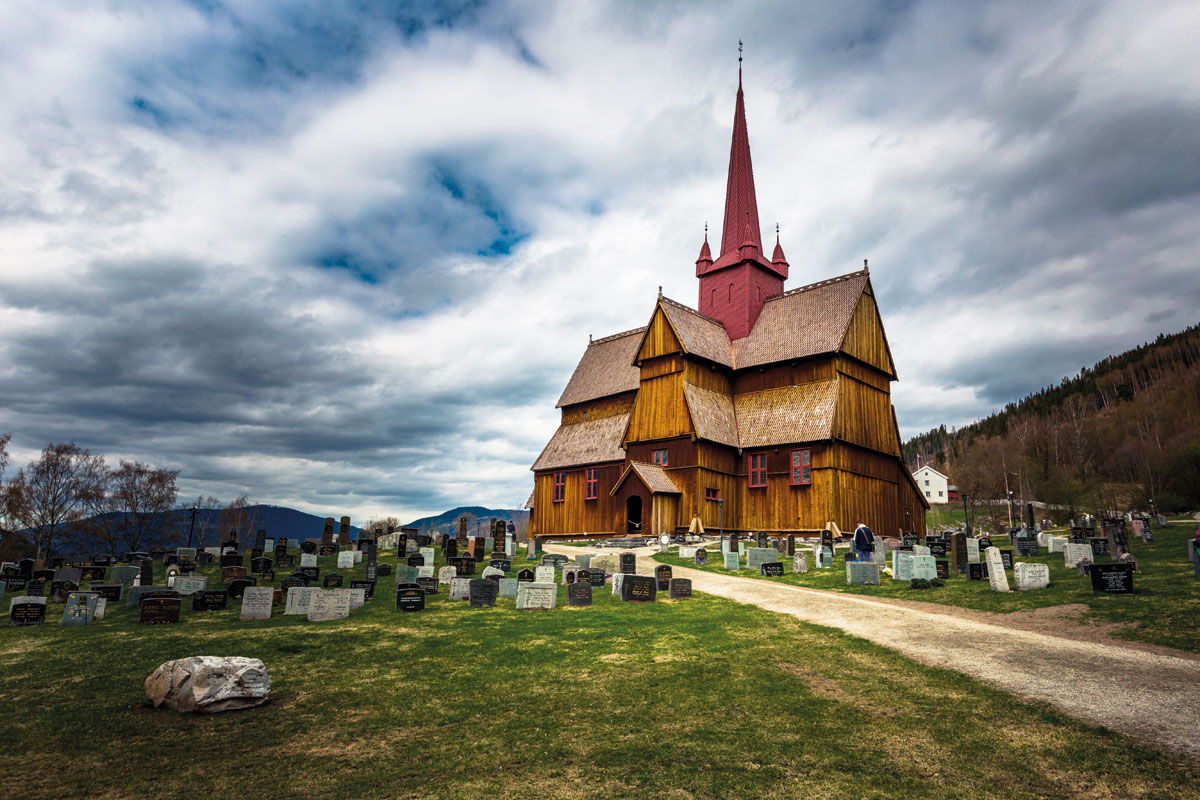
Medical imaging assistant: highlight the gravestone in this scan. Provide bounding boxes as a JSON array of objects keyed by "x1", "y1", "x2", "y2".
[
  {"x1": 192, "y1": 591, "x2": 228, "y2": 611},
  {"x1": 284, "y1": 586, "x2": 318, "y2": 615},
  {"x1": 746, "y1": 548, "x2": 776, "y2": 570},
  {"x1": 619, "y1": 552, "x2": 636, "y2": 574},
  {"x1": 666, "y1": 578, "x2": 691, "y2": 599},
  {"x1": 950, "y1": 532, "x2": 969, "y2": 571},
  {"x1": 535, "y1": 566, "x2": 555, "y2": 584},
  {"x1": 61, "y1": 592, "x2": 100, "y2": 627},
  {"x1": 448, "y1": 556, "x2": 475, "y2": 576},
  {"x1": 910, "y1": 555, "x2": 937, "y2": 580},
  {"x1": 516, "y1": 568, "x2": 534, "y2": 583},
  {"x1": 172, "y1": 576, "x2": 207, "y2": 596},
  {"x1": 449, "y1": 578, "x2": 471, "y2": 601},
  {"x1": 892, "y1": 551, "x2": 914, "y2": 581},
  {"x1": 655, "y1": 565, "x2": 672, "y2": 590},
  {"x1": 586, "y1": 569, "x2": 606, "y2": 588},
  {"x1": 966, "y1": 562, "x2": 985, "y2": 581},
  {"x1": 1088, "y1": 536, "x2": 1109, "y2": 557},
  {"x1": 467, "y1": 579, "x2": 498, "y2": 607},
  {"x1": 620, "y1": 575, "x2": 656, "y2": 602},
  {"x1": 407, "y1": 553, "x2": 425, "y2": 567},
  {"x1": 80, "y1": 565, "x2": 107, "y2": 581},
  {"x1": 846, "y1": 562, "x2": 880, "y2": 585},
  {"x1": 489, "y1": 558, "x2": 511, "y2": 573},
  {"x1": 139, "y1": 594, "x2": 182, "y2": 624},
  {"x1": 240, "y1": 586, "x2": 274, "y2": 620},
  {"x1": 91, "y1": 583, "x2": 123, "y2": 602},
  {"x1": 1089, "y1": 563, "x2": 1134, "y2": 594},
  {"x1": 377, "y1": 564, "x2": 392, "y2": 578},
  {"x1": 728, "y1": 532, "x2": 739, "y2": 555},
  {"x1": 1016, "y1": 537, "x2": 1040, "y2": 557},
  {"x1": 438, "y1": 566, "x2": 457, "y2": 585},
  {"x1": 9, "y1": 596, "x2": 47, "y2": 626},
  {"x1": 337, "y1": 551, "x2": 354, "y2": 569},
  {"x1": 984, "y1": 547, "x2": 1010, "y2": 592},
  {"x1": 338, "y1": 516, "x2": 351, "y2": 546},
  {"x1": 911, "y1": 544, "x2": 931, "y2": 557},
  {"x1": 561, "y1": 568, "x2": 578, "y2": 585},
  {"x1": 275, "y1": 554, "x2": 295, "y2": 568},
  {"x1": 935, "y1": 560, "x2": 950, "y2": 579},
  {"x1": 498, "y1": 578, "x2": 519, "y2": 599},
  {"x1": 417, "y1": 576, "x2": 439, "y2": 595},
  {"x1": 350, "y1": 579, "x2": 375, "y2": 600},
  {"x1": 723, "y1": 552, "x2": 740, "y2": 571},
  {"x1": 567, "y1": 581, "x2": 592, "y2": 607},
  {"x1": 308, "y1": 589, "x2": 351, "y2": 621},
  {"x1": 927, "y1": 540, "x2": 948, "y2": 559},
  {"x1": 1048, "y1": 536, "x2": 1068, "y2": 553},
  {"x1": 998, "y1": 549, "x2": 1014, "y2": 570},
  {"x1": 756, "y1": 560, "x2": 783, "y2": 577},
  {"x1": 395, "y1": 587, "x2": 425, "y2": 612},
  {"x1": 1013, "y1": 563, "x2": 1050, "y2": 591},
  {"x1": 138, "y1": 558, "x2": 156, "y2": 587},
  {"x1": 792, "y1": 553, "x2": 807, "y2": 574},
  {"x1": 786, "y1": 534, "x2": 796, "y2": 556},
  {"x1": 1063, "y1": 543, "x2": 1094, "y2": 569},
  {"x1": 611, "y1": 573, "x2": 625, "y2": 596},
  {"x1": 323, "y1": 573, "x2": 343, "y2": 588},
  {"x1": 516, "y1": 582, "x2": 556, "y2": 610},
  {"x1": 575, "y1": 554, "x2": 591, "y2": 570},
  {"x1": 445, "y1": 538, "x2": 458, "y2": 559},
  {"x1": 695, "y1": 549, "x2": 708, "y2": 566}
]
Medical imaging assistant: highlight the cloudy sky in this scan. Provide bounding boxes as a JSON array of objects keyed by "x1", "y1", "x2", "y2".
[{"x1": 1, "y1": 0, "x2": 1197, "y2": 522}]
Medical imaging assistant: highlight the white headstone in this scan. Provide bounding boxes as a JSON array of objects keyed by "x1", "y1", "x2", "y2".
[
  {"x1": 1013, "y1": 562, "x2": 1050, "y2": 591},
  {"x1": 535, "y1": 565, "x2": 555, "y2": 584},
  {"x1": 300, "y1": 553, "x2": 318, "y2": 568},
  {"x1": 498, "y1": 578, "x2": 519, "y2": 598},
  {"x1": 449, "y1": 578, "x2": 471, "y2": 601},
  {"x1": 173, "y1": 576, "x2": 207, "y2": 596},
  {"x1": 679, "y1": 547, "x2": 697, "y2": 559},
  {"x1": 911, "y1": 544, "x2": 931, "y2": 557},
  {"x1": 347, "y1": 588, "x2": 366, "y2": 609},
  {"x1": 352, "y1": 550, "x2": 363, "y2": 565},
  {"x1": 337, "y1": 551, "x2": 354, "y2": 569},
  {"x1": 417, "y1": 565, "x2": 434, "y2": 579},
  {"x1": 984, "y1": 547, "x2": 1010, "y2": 592},
  {"x1": 611, "y1": 572, "x2": 626, "y2": 596},
  {"x1": 420, "y1": 547, "x2": 435, "y2": 565},
  {"x1": 792, "y1": 553, "x2": 807, "y2": 574},
  {"x1": 1048, "y1": 536, "x2": 1068, "y2": 553},
  {"x1": 1063, "y1": 543, "x2": 1094, "y2": 568},
  {"x1": 910, "y1": 555, "x2": 937, "y2": 580},
  {"x1": 892, "y1": 551, "x2": 914, "y2": 581},
  {"x1": 438, "y1": 566, "x2": 457, "y2": 585},
  {"x1": 284, "y1": 586, "x2": 318, "y2": 615},
  {"x1": 240, "y1": 586, "x2": 274, "y2": 620},
  {"x1": 724, "y1": 552, "x2": 740, "y2": 570},
  {"x1": 516, "y1": 582, "x2": 556, "y2": 610},
  {"x1": 483, "y1": 566, "x2": 505, "y2": 580},
  {"x1": 966, "y1": 538, "x2": 980, "y2": 564},
  {"x1": 308, "y1": 589, "x2": 351, "y2": 621},
  {"x1": 846, "y1": 561, "x2": 881, "y2": 585}
]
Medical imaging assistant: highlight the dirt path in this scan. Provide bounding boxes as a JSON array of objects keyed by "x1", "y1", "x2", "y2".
[{"x1": 547, "y1": 544, "x2": 1200, "y2": 762}]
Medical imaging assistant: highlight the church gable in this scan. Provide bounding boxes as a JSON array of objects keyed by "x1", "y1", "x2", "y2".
[
  {"x1": 839, "y1": 283, "x2": 897, "y2": 379},
  {"x1": 635, "y1": 306, "x2": 683, "y2": 362}
]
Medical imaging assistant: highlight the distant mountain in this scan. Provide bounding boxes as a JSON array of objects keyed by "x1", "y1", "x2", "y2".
[
  {"x1": 179, "y1": 504, "x2": 363, "y2": 547},
  {"x1": 403, "y1": 506, "x2": 527, "y2": 535}
]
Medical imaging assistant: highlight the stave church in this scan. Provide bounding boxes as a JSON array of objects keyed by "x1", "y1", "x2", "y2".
[{"x1": 528, "y1": 71, "x2": 927, "y2": 541}]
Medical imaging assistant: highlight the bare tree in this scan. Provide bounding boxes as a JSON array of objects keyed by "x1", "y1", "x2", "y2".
[
  {"x1": 188, "y1": 495, "x2": 223, "y2": 547},
  {"x1": 0, "y1": 432, "x2": 10, "y2": 525},
  {"x1": 3, "y1": 442, "x2": 106, "y2": 560},
  {"x1": 84, "y1": 461, "x2": 181, "y2": 555},
  {"x1": 216, "y1": 495, "x2": 261, "y2": 545}
]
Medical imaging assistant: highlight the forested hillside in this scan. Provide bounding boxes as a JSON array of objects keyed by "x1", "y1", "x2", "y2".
[{"x1": 905, "y1": 324, "x2": 1200, "y2": 516}]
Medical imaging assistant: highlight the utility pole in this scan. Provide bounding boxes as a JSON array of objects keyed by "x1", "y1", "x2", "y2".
[
  {"x1": 962, "y1": 493, "x2": 971, "y2": 536},
  {"x1": 186, "y1": 506, "x2": 198, "y2": 548}
]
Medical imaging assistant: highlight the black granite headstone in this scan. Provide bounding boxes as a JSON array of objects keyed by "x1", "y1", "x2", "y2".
[
  {"x1": 323, "y1": 573, "x2": 344, "y2": 588},
  {"x1": 350, "y1": 579, "x2": 375, "y2": 599},
  {"x1": 587, "y1": 569, "x2": 606, "y2": 587},
  {"x1": 619, "y1": 553, "x2": 636, "y2": 574},
  {"x1": 10, "y1": 600, "x2": 46, "y2": 625},
  {"x1": 448, "y1": 556, "x2": 475, "y2": 576},
  {"x1": 396, "y1": 587, "x2": 425, "y2": 611},
  {"x1": 139, "y1": 594, "x2": 182, "y2": 624},
  {"x1": 1089, "y1": 563, "x2": 1133, "y2": 594},
  {"x1": 668, "y1": 578, "x2": 692, "y2": 599},
  {"x1": 517, "y1": 568, "x2": 534, "y2": 582},
  {"x1": 567, "y1": 581, "x2": 592, "y2": 607},
  {"x1": 417, "y1": 576, "x2": 438, "y2": 594},
  {"x1": 489, "y1": 558, "x2": 511, "y2": 573},
  {"x1": 695, "y1": 549, "x2": 708, "y2": 566},
  {"x1": 468, "y1": 579, "x2": 498, "y2": 607},
  {"x1": 192, "y1": 590, "x2": 228, "y2": 611},
  {"x1": 655, "y1": 564, "x2": 672, "y2": 591},
  {"x1": 620, "y1": 574, "x2": 656, "y2": 602},
  {"x1": 760, "y1": 562, "x2": 784, "y2": 577}
]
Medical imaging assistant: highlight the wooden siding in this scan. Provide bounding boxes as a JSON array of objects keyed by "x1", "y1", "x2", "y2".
[
  {"x1": 560, "y1": 391, "x2": 636, "y2": 424},
  {"x1": 731, "y1": 359, "x2": 834, "y2": 394},
  {"x1": 834, "y1": 355, "x2": 890, "y2": 392},
  {"x1": 683, "y1": 360, "x2": 732, "y2": 393},
  {"x1": 833, "y1": 375, "x2": 901, "y2": 456},
  {"x1": 641, "y1": 353, "x2": 683, "y2": 380},
  {"x1": 625, "y1": 371, "x2": 694, "y2": 444},
  {"x1": 840, "y1": 290, "x2": 897, "y2": 378},
  {"x1": 636, "y1": 307, "x2": 682, "y2": 361},
  {"x1": 532, "y1": 465, "x2": 624, "y2": 537}
]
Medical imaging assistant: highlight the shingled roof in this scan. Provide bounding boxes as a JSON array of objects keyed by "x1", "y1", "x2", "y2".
[
  {"x1": 531, "y1": 413, "x2": 629, "y2": 471},
  {"x1": 611, "y1": 461, "x2": 682, "y2": 495},
  {"x1": 659, "y1": 297, "x2": 734, "y2": 367},
  {"x1": 555, "y1": 328, "x2": 644, "y2": 408},
  {"x1": 683, "y1": 384, "x2": 738, "y2": 447},
  {"x1": 734, "y1": 380, "x2": 840, "y2": 448},
  {"x1": 733, "y1": 271, "x2": 868, "y2": 369}
]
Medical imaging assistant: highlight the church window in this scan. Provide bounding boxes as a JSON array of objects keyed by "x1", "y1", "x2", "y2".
[
  {"x1": 553, "y1": 471, "x2": 565, "y2": 502},
  {"x1": 727, "y1": 283, "x2": 733, "y2": 302},
  {"x1": 790, "y1": 448, "x2": 812, "y2": 485},
  {"x1": 705, "y1": 487, "x2": 721, "y2": 501},
  {"x1": 653, "y1": 448, "x2": 668, "y2": 466},
  {"x1": 585, "y1": 468, "x2": 598, "y2": 499},
  {"x1": 748, "y1": 453, "x2": 767, "y2": 487}
]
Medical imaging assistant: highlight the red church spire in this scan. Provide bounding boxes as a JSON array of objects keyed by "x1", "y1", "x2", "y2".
[
  {"x1": 719, "y1": 68, "x2": 761, "y2": 258},
  {"x1": 771, "y1": 224, "x2": 788, "y2": 269},
  {"x1": 695, "y1": 225, "x2": 713, "y2": 273}
]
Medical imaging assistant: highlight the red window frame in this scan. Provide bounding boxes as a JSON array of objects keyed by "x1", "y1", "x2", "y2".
[
  {"x1": 585, "y1": 467, "x2": 598, "y2": 500},
  {"x1": 790, "y1": 448, "x2": 812, "y2": 486},
  {"x1": 748, "y1": 453, "x2": 767, "y2": 488},
  {"x1": 652, "y1": 448, "x2": 668, "y2": 466},
  {"x1": 553, "y1": 471, "x2": 565, "y2": 502},
  {"x1": 705, "y1": 487, "x2": 721, "y2": 501}
]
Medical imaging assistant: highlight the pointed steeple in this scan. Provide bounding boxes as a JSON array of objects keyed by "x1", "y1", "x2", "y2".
[
  {"x1": 719, "y1": 70, "x2": 761, "y2": 258},
  {"x1": 695, "y1": 226, "x2": 713, "y2": 274},
  {"x1": 771, "y1": 224, "x2": 788, "y2": 269}
]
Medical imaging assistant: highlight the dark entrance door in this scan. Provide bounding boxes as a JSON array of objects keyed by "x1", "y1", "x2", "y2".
[{"x1": 626, "y1": 495, "x2": 643, "y2": 535}]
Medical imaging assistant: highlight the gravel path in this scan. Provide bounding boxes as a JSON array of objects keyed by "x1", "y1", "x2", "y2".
[{"x1": 548, "y1": 544, "x2": 1200, "y2": 762}]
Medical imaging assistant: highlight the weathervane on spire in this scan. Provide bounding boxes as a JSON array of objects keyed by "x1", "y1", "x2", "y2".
[{"x1": 738, "y1": 39, "x2": 743, "y2": 78}]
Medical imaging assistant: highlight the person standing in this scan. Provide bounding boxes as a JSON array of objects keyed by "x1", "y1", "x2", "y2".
[{"x1": 853, "y1": 521, "x2": 875, "y2": 562}]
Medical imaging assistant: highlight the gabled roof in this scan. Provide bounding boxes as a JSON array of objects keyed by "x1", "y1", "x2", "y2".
[
  {"x1": 555, "y1": 328, "x2": 644, "y2": 407},
  {"x1": 912, "y1": 465, "x2": 949, "y2": 480},
  {"x1": 530, "y1": 414, "x2": 628, "y2": 471},
  {"x1": 657, "y1": 297, "x2": 733, "y2": 367},
  {"x1": 733, "y1": 271, "x2": 868, "y2": 368},
  {"x1": 734, "y1": 380, "x2": 839, "y2": 447},
  {"x1": 610, "y1": 462, "x2": 682, "y2": 495}
]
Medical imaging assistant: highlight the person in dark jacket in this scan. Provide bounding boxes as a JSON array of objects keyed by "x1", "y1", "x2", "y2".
[{"x1": 853, "y1": 521, "x2": 875, "y2": 562}]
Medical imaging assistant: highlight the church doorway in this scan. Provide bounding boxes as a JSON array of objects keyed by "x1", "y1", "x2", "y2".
[{"x1": 626, "y1": 495, "x2": 643, "y2": 535}]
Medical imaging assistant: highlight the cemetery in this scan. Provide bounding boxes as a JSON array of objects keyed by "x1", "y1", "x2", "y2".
[
  {"x1": 2, "y1": 522, "x2": 1199, "y2": 799},
  {"x1": 650, "y1": 517, "x2": 1200, "y2": 654}
]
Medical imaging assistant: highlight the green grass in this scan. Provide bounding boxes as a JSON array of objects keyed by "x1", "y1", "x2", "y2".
[
  {"x1": 653, "y1": 520, "x2": 1200, "y2": 653},
  {"x1": 0, "y1": 544, "x2": 1198, "y2": 799}
]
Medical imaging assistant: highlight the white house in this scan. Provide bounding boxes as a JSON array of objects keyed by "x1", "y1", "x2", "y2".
[{"x1": 912, "y1": 466, "x2": 950, "y2": 504}]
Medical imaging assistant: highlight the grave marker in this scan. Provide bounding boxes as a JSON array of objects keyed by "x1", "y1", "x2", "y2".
[
  {"x1": 846, "y1": 562, "x2": 880, "y2": 585},
  {"x1": 655, "y1": 565, "x2": 672, "y2": 590},
  {"x1": 1089, "y1": 563, "x2": 1134, "y2": 594},
  {"x1": 192, "y1": 591, "x2": 228, "y2": 611},
  {"x1": 984, "y1": 547, "x2": 1010, "y2": 592},
  {"x1": 9, "y1": 596, "x2": 47, "y2": 625},
  {"x1": 139, "y1": 594, "x2": 182, "y2": 624},
  {"x1": 396, "y1": 587, "x2": 425, "y2": 612},
  {"x1": 620, "y1": 575, "x2": 656, "y2": 602},
  {"x1": 792, "y1": 553, "x2": 807, "y2": 574},
  {"x1": 567, "y1": 581, "x2": 592, "y2": 606},
  {"x1": 308, "y1": 589, "x2": 351, "y2": 621},
  {"x1": 61, "y1": 592, "x2": 99, "y2": 627},
  {"x1": 498, "y1": 578, "x2": 519, "y2": 598},
  {"x1": 240, "y1": 586, "x2": 274, "y2": 620},
  {"x1": 760, "y1": 562, "x2": 784, "y2": 577},
  {"x1": 449, "y1": 578, "x2": 471, "y2": 601},
  {"x1": 350, "y1": 579, "x2": 375, "y2": 600},
  {"x1": 516, "y1": 582, "x2": 556, "y2": 610},
  {"x1": 1014, "y1": 563, "x2": 1050, "y2": 591},
  {"x1": 694, "y1": 549, "x2": 708, "y2": 566}
]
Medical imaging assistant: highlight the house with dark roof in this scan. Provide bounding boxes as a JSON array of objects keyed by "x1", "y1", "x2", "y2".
[{"x1": 529, "y1": 73, "x2": 927, "y2": 541}]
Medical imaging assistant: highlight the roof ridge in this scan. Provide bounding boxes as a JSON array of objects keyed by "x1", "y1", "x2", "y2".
[
  {"x1": 590, "y1": 326, "x2": 648, "y2": 346},
  {"x1": 772, "y1": 269, "x2": 867, "y2": 300},
  {"x1": 659, "y1": 295, "x2": 726, "y2": 327}
]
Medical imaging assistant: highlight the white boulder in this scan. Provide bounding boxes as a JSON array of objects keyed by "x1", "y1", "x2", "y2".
[{"x1": 145, "y1": 656, "x2": 270, "y2": 713}]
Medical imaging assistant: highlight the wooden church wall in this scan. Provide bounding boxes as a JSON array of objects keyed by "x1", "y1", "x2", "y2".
[
  {"x1": 625, "y1": 371, "x2": 693, "y2": 443},
  {"x1": 636, "y1": 308, "x2": 682, "y2": 361},
  {"x1": 833, "y1": 375, "x2": 902, "y2": 456},
  {"x1": 840, "y1": 290, "x2": 896, "y2": 378},
  {"x1": 559, "y1": 391, "x2": 636, "y2": 424},
  {"x1": 531, "y1": 465, "x2": 623, "y2": 537}
]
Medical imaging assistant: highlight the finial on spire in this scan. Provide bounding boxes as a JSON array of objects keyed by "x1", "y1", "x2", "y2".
[
  {"x1": 658, "y1": 285, "x2": 663, "y2": 298},
  {"x1": 863, "y1": 258, "x2": 869, "y2": 274},
  {"x1": 589, "y1": 333, "x2": 593, "y2": 344},
  {"x1": 738, "y1": 39, "x2": 743, "y2": 82}
]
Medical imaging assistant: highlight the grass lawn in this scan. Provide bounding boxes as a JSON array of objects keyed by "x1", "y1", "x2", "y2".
[
  {"x1": 653, "y1": 519, "x2": 1200, "y2": 654},
  {"x1": 1, "y1": 545, "x2": 1198, "y2": 799}
]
